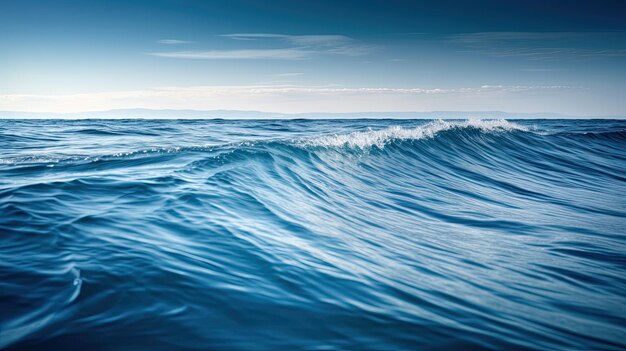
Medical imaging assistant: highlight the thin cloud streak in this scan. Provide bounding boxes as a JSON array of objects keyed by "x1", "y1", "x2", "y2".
[
  {"x1": 157, "y1": 39, "x2": 195, "y2": 44},
  {"x1": 275, "y1": 73, "x2": 303, "y2": 77},
  {"x1": 445, "y1": 31, "x2": 626, "y2": 60},
  {"x1": 150, "y1": 49, "x2": 312, "y2": 60},
  {"x1": 221, "y1": 33, "x2": 354, "y2": 46},
  {"x1": 152, "y1": 33, "x2": 375, "y2": 60}
]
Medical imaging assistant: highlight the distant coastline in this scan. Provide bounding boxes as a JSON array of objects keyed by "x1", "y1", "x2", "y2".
[{"x1": 0, "y1": 108, "x2": 623, "y2": 119}]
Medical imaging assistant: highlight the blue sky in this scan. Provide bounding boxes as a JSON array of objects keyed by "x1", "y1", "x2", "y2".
[{"x1": 1, "y1": 0, "x2": 625, "y2": 115}]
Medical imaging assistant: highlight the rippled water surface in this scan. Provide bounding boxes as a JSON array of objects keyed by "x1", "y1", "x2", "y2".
[{"x1": 1, "y1": 119, "x2": 625, "y2": 350}]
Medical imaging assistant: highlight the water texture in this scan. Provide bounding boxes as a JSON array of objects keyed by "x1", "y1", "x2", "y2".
[{"x1": 1, "y1": 119, "x2": 625, "y2": 350}]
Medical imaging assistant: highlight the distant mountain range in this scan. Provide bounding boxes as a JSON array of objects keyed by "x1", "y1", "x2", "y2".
[{"x1": 0, "y1": 109, "x2": 622, "y2": 119}]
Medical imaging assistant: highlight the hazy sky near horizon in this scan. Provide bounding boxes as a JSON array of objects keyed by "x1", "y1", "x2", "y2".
[{"x1": 2, "y1": 0, "x2": 626, "y2": 116}]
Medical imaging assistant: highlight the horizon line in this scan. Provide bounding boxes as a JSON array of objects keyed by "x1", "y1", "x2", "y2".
[{"x1": 0, "y1": 108, "x2": 624, "y2": 120}]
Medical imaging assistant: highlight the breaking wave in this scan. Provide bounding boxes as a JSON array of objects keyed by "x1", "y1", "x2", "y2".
[{"x1": 301, "y1": 119, "x2": 529, "y2": 149}]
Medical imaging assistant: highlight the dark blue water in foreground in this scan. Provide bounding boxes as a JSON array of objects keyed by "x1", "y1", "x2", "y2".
[{"x1": 1, "y1": 119, "x2": 625, "y2": 350}]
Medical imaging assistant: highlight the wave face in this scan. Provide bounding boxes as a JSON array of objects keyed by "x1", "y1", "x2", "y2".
[{"x1": 1, "y1": 119, "x2": 625, "y2": 350}]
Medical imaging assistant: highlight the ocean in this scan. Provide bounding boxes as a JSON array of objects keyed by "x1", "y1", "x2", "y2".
[{"x1": 1, "y1": 119, "x2": 625, "y2": 350}]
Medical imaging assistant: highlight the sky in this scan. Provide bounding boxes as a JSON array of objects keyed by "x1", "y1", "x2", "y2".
[{"x1": 1, "y1": 0, "x2": 626, "y2": 116}]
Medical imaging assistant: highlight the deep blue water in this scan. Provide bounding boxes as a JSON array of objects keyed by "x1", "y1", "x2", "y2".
[{"x1": 1, "y1": 119, "x2": 625, "y2": 350}]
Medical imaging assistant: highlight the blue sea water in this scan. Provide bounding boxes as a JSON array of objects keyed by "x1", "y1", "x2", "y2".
[{"x1": 0, "y1": 118, "x2": 625, "y2": 350}]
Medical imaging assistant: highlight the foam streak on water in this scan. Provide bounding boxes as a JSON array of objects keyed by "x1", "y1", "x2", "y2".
[{"x1": 0, "y1": 119, "x2": 625, "y2": 350}]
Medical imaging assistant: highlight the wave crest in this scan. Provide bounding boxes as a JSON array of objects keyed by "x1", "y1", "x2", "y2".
[
  {"x1": 300, "y1": 119, "x2": 528, "y2": 149},
  {"x1": 0, "y1": 120, "x2": 529, "y2": 166}
]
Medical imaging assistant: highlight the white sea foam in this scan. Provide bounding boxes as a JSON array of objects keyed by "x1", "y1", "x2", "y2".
[{"x1": 301, "y1": 119, "x2": 528, "y2": 149}]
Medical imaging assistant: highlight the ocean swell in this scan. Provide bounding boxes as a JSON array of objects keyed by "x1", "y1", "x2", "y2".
[{"x1": 1, "y1": 119, "x2": 625, "y2": 350}]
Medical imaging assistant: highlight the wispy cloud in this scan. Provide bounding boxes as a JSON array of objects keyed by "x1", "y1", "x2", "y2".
[
  {"x1": 150, "y1": 49, "x2": 311, "y2": 60},
  {"x1": 275, "y1": 72, "x2": 303, "y2": 77},
  {"x1": 221, "y1": 33, "x2": 354, "y2": 47},
  {"x1": 151, "y1": 33, "x2": 375, "y2": 60},
  {"x1": 519, "y1": 68, "x2": 562, "y2": 72},
  {"x1": 446, "y1": 32, "x2": 626, "y2": 60},
  {"x1": 157, "y1": 39, "x2": 194, "y2": 44},
  {"x1": 0, "y1": 85, "x2": 575, "y2": 114}
]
